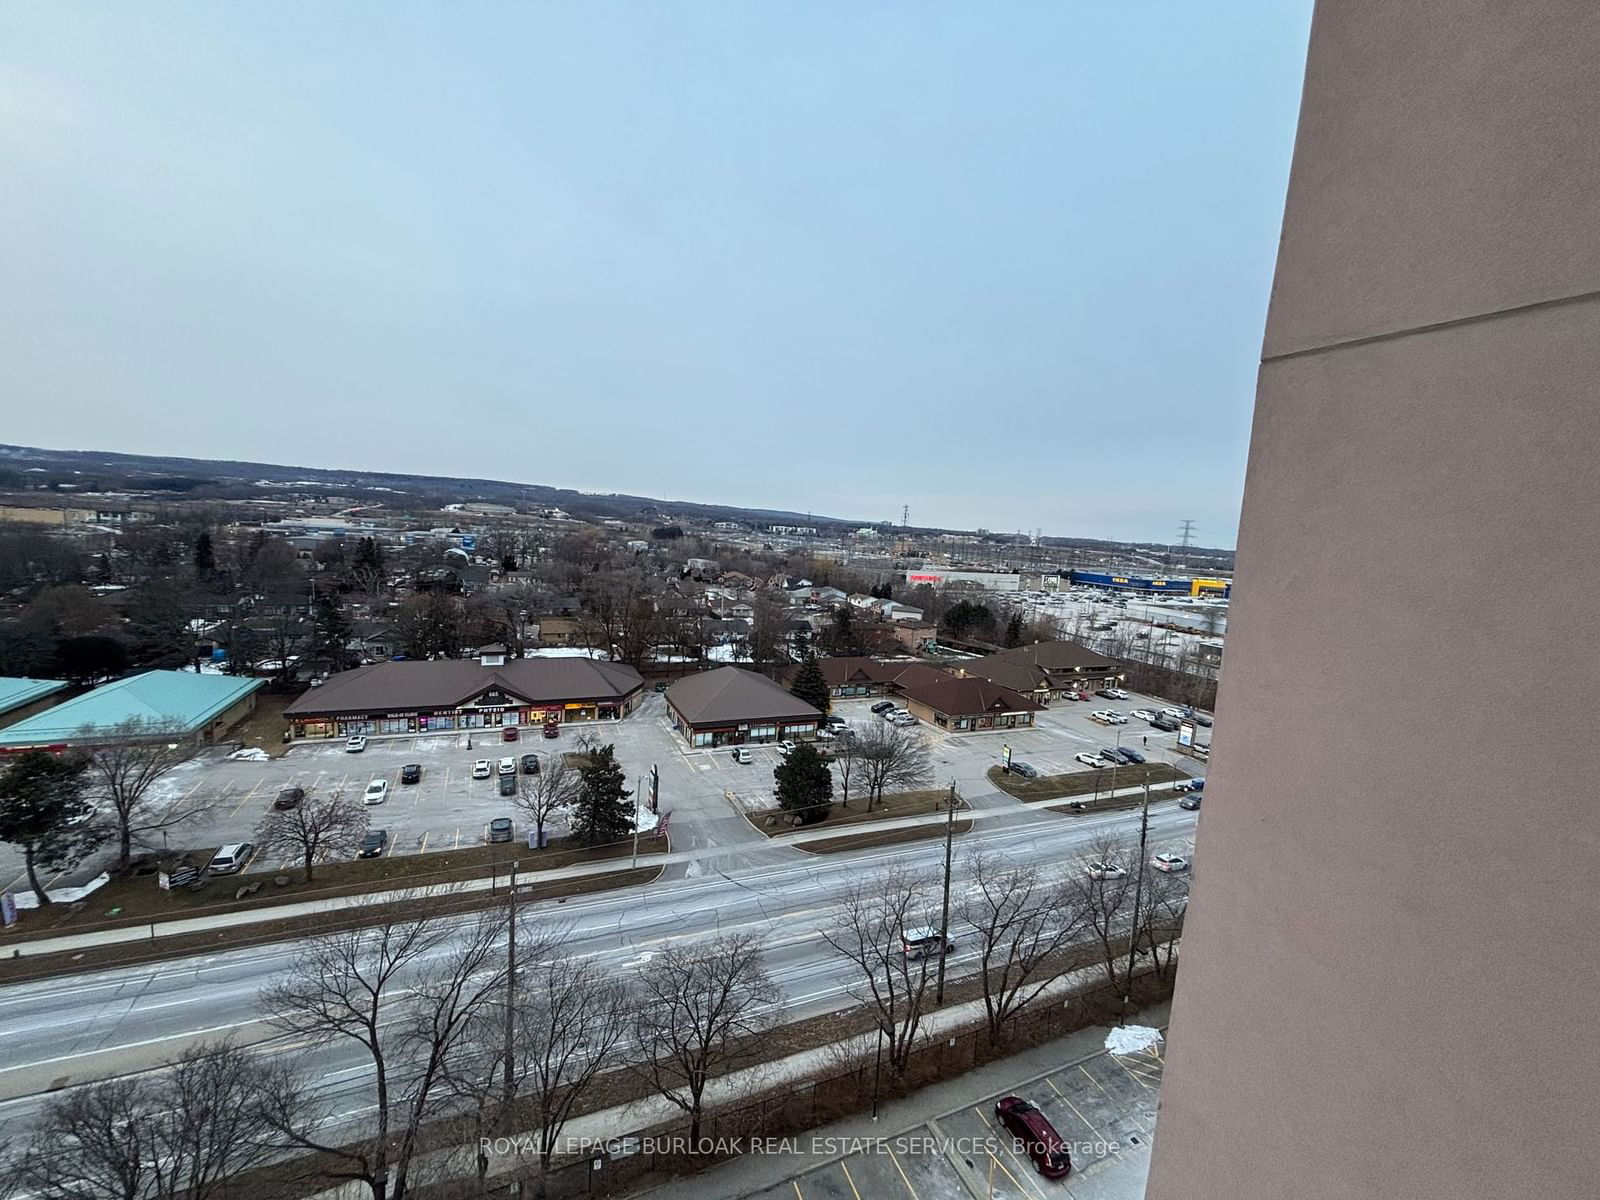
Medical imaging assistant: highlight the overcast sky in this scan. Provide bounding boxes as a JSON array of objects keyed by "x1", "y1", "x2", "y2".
[{"x1": 2, "y1": 2, "x2": 1312, "y2": 547}]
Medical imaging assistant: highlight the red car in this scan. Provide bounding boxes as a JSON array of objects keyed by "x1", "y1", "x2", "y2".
[
  {"x1": 994, "y1": 1096, "x2": 1072, "y2": 1179},
  {"x1": 501, "y1": 725, "x2": 519, "y2": 742},
  {"x1": 542, "y1": 721, "x2": 560, "y2": 739}
]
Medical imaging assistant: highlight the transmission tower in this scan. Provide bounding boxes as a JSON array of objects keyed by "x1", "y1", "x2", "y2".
[
  {"x1": 901, "y1": 504, "x2": 910, "y2": 528},
  {"x1": 1176, "y1": 520, "x2": 1197, "y2": 570}
]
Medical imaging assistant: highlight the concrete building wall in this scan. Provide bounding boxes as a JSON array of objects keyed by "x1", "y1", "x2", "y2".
[{"x1": 1147, "y1": 5, "x2": 1600, "y2": 1200}]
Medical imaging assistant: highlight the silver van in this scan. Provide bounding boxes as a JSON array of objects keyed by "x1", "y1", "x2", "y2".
[{"x1": 207, "y1": 842, "x2": 255, "y2": 875}]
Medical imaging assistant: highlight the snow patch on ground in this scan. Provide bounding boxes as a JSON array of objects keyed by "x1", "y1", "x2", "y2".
[
  {"x1": 634, "y1": 804, "x2": 660, "y2": 834},
  {"x1": 226, "y1": 748, "x2": 270, "y2": 762},
  {"x1": 1105, "y1": 1025, "x2": 1163, "y2": 1056},
  {"x1": 12, "y1": 872, "x2": 111, "y2": 910}
]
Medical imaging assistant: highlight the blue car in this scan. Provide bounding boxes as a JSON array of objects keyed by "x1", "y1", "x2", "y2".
[{"x1": 1176, "y1": 777, "x2": 1205, "y2": 793}]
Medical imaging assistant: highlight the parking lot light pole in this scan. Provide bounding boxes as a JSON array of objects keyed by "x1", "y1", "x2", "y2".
[{"x1": 871, "y1": 1022, "x2": 885, "y2": 1120}]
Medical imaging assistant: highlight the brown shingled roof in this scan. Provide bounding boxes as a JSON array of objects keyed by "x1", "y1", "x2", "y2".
[{"x1": 665, "y1": 667, "x2": 822, "y2": 726}]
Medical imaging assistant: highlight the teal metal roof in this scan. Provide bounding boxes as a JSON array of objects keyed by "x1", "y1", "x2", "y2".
[
  {"x1": 0, "y1": 671, "x2": 263, "y2": 747},
  {"x1": 0, "y1": 677, "x2": 69, "y2": 717}
]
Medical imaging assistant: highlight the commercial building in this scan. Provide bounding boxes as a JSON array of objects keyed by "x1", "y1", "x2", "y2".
[
  {"x1": 283, "y1": 646, "x2": 643, "y2": 739},
  {"x1": 664, "y1": 667, "x2": 822, "y2": 747},
  {"x1": 796, "y1": 657, "x2": 1042, "y2": 732},
  {"x1": 0, "y1": 671, "x2": 263, "y2": 752},
  {"x1": 1147, "y1": 7, "x2": 1599, "y2": 1199},
  {"x1": 948, "y1": 640, "x2": 1121, "y2": 703},
  {"x1": 0, "y1": 677, "x2": 70, "y2": 731},
  {"x1": 1068, "y1": 569, "x2": 1231, "y2": 598},
  {"x1": 902, "y1": 569, "x2": 1023, "y2": 592}
]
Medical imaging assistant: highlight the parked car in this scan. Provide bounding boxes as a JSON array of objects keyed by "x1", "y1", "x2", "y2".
[
  {"x1": 1130, "y1": 709, "x2": 1157, "y2": 722},
  {"x1": 472, "y1": 759, "x2": 492, "y2": 779},
  {"x1": 358, "y1": 829, "x2": 388, "y2": 858},
  {"x1": 1094, "y1": 688, "x2": 1118, "y2": 699},
  {"x1": 497, "y1": 756, "x2": 517, "y2": 776},
  {"x1": 815, "y1": 727, "x2": 835, "y2": 740},
  {"x1": 1085, "y1": 860, "x2": 1127, "y2": 880},
  {"x1": 1152, "y1": 852, "x2": 1190, "y2": 873},
  {"x1": 400, "y1": 764, "x2": 422, "y2": 785},
  {"x1": 1152, "y1": 715, "x2": 1181, "y2": 732},
  {"x1": 489, "y1": 817, "x2": 514, "y2": 843},
  {"x1": 1103, "y1": 711, "x2": 1128, "y2": 724},
  {"x1": 891, "y1": 710, "x2": 917, "y2": 726},
  {"x1": 994, "y1": 1096, "x2": 1072, "y2": 1179},
  {"x1": 824, "y1": 715, "x2": 848, "y2": 728},
  {"x1": 1159, "y1": 708, "x2": 1185, "y2": 720},
  {"x1": 1101, "y1": 747, "x2": 1129, "y2": 765},
  {"x1": 654, "y1": 681, "x2": 670, "y2": 693},
  {"x1": 542, "y1": 721, "x2": 560, "y2": 739},
  {"x1": 730, "y1": 746, "x2": 753, "y2": 764},
  {"x1": 206, "y1": 842, "x2": 254, "y2": 875},
  {"x1": 1187, "y1": 712, "x2": 1214, "y2": 727},
  {"x1": 901, "y1": 926, "x2": 954, "y2": 960},
  {"x1": 1009, "y1": 761, "x2": 1039, "y2": 779},
  {"x1": 345, "y1": 735, "x2": 367, "y2": 753},
  {"x1": 1089, "y1": 710, "x2": 1114, "y2": 724},
  {"x1": 1175, "y1": 777, "x2": 1205, "y2": 793},
  {"x1": 498, "y1": 772, "x2": 517, "y2": 797},
  {"x1": 777, "y1": 740, "x2": 797, "y2": 756},
  {"x1": 1074, "y1": 752, "x2": 1106, "y2": 767},
  {"x1": 1179, "y1": 795, "x2": 1202, "y2": 811},
  {"x1": 870, "y1": 700, "x2": 896, "y2": 714},
  {"x1": 1119, "y1": 747, "x2": 1146, "y2": 764},
  {"x1": 501, "y1": 725, "x2": 519, "y2": 742},
  {"x1": 273, "y1": 786, "x2": 305, "y2": 811},
  {"x1": 520, "y1": 753, "x2": 541, "y2": 775},
  {"x1": 363, "y1": 779, "x2": 390, "y2": 806},
  {"x1": 1103, "y1": 688, "x2": 1131, "y2": 700}
]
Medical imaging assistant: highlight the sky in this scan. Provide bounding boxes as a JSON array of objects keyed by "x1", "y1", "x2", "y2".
[{"x1": 1, "y1": 2, "x2": 1313, "y2": 548}]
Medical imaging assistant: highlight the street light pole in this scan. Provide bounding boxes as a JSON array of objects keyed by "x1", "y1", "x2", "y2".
[
  {"x1": 1121, "y1": 785, "x2": 1151, "y2": 1025},
  {"x1": 871, "y1": 1022, "x2": 885, "y2": 1120},
  {"x1": 935, "y1": 781, "x2": 958, "y2": 1005},
  {"x1": 502, "y1": 858, "x2": 518, "y2": 1125}
]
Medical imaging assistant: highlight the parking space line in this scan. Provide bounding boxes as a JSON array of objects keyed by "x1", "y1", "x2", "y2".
[
  {"x1": 885, "y1": 1144, "x2": 920, "y2": 1198},
  {"x1": 1108, "y1": 1056, "x2": 1156, "y2": 1091},
  {"x1": 791, "y1": 1181, "x2": 804, "y2": 1200},
  {"x1": 417, "y1": 831, "x2": 429, "y2": 855},
  {"x1": 1046, "y1": 1077, "x2": 1116, "y2": 1153},
  {"x1": 839, "y1": 1161, "x2": 864, "y2": 1200},
  {"x1": 972, "y1": 1108, "x2": 1047, "y2": 1200},
  {"x1": 226, "y1": 780, "x2": 263, "y2": 820},
  {"x1": 1075, "y1": 1062, "x2": 1114, "y2": 1099},
  {"x1": 453, "y1": 828, "x2": 461, "y2": 850}
]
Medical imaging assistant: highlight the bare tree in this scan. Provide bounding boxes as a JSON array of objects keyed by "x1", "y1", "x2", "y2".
[
  {"x1": 820, "y1": 864, "x2": 937, "y2": 1074},
  {"x1": 254, "y1": 790, "x2": 369, "y2": 883},
  {"x1": 1063, "y1": 832, "x2": 1136, "y2": 991},
  {"x1": 13, "y1": 1040, "x2": 274, "y2": 1200},
  {"x1": 961, "y1": 848, "x2": 1089, "y2": 1043},
  {"x1": 511, "y1": 756, "x2": 582, "y2": 848},
  {"x1": 1136, "y1": 866, "x2": 1188, "y2": 980},
  {"x1": 83, "y1": 720, "x2": 204, "y2": 870},
  {"x1": 258, "y1": 906, "x2": 506, "y2": 1200},
  {"x1": 832, "y1": 733, "x2": 863, "y2": 808},
  {"x1": 853, "y1": 720, "x2": 933, "y2": 811},
  {"x1": 634, "y1": 931, "x2": 779, "y2": 1145}
]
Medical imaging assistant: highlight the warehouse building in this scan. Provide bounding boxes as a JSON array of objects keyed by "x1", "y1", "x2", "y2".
[
  {"x1": 1069, "y1": 569, "x2": 1232, "y2": 598},
  {"x1": 0, "y1": 671, "x2": 263, "y2": 752},
  {"x1": 284, "y1": 646, "x2": 644, "y2": 739},
  {"x1": 665, "y1": 667, "x2": 822, "y2": 748}
]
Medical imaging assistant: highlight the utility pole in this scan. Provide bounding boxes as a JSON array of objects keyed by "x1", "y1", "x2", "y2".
[
  {"x1": 501, "y1": 858, "x2": 518, "y2": 1125},
  {"x1": 935, "y1": 781, "x2": 958, "y2": 1005},
  {"x1": 1121, "y1": 785, "x2": 1152, "y2": 1025}
]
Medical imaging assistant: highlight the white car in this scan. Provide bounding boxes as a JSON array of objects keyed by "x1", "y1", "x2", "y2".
[
  {"x1": 1103, "y1": 711, "x2": 1128, "y2": 725},
  {"x1": 1089, "y1": 710, "x2": 1113, "y2": 724},
  {"x1": 471, "y1": 759, "x2": 492, "y2": 779},
  {"x1": 1131, "y1": 709, "x2": 1157, "y2": 722},
  {"x1": 1152, "y1": 853, "x2": 1190, "y2": 873},
  {"x1": 363, "y1": 778, "x2": 390, "y2": 806},
  {"x1": 1085, "y1": 860, "x2": 1127, "y2": 880},
  {"x1": 891, "y1": 711, "x2": 918, "y2": 726},
  {"x1": 814, "y1": 728, "x2": 835, "y2": 740},
  {"x1": 777, "y1": 740, "x2": 797, "y2": 755},
  {"x1": 1074, "y1": 752, "x2": 1107, "y2": 767},
  {"x1": 345, "y1": 735, "x2": 367, "y2": 753},
  {"x1": 1159, "y1": 708, "x2": 1185, "y2": 720},
  {"x1": 1103, "y1": 688, "x2": 1131, "y2": 700}
]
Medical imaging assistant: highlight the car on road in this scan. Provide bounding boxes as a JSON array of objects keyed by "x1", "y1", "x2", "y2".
[
  {"x1": 870, "y1": 700, "x2": 896, "y2": 715},
  {"x1": 1085, "y1": 860, "x2": 1127, "y2": 880},
  {"x1": 901, "y1": 926, "x2": 954, "y2": 960},
  {"x1": 1130, "y1": 709, "x2": 1157, "y2": 722},
  {"x1": 994, "y1": 1096, "x2": 1072, "y2": 1179},
  {"x1": 273, "y1": 786, "x2": 305, "y2": 811},
  {"x1": 520, "y1": 753, "x2": 541, "y2": 775},
  {"x1": 1175, "y1": 777, "x2": 1204, "y2": 793},
  {"x1": 345, "y1": 735, "x2": 367, "y2": 753},
  {"x1": 358, "y1": 829, "x2": 388, "y2": 858},
  {"x1": 497, "y1": 756, "x2": 517, "y2": 776},
  {"x1": 501, "y1": 725, "x2": 519, "y2": 742},
  {"x1": 498, "y1": 772, "x2": 518, "y2": 796},
  {"x1": 1153, "y1": 852, "x2": 1190, "y2": 873},
  {"x1": 777, "y1": 740, "x2": 797, "y2": 756},
  {"x1": 472, "y1": 759, "x2": 492, "y2": 779},
  {"x1": 488, "y1": 817, "x2": 514, "y2": 843},
  {"x1": 730, "y1": 746, "x2": 753, "y2": 764},
  {"x1": 1074, "y1": 752, "x2": 1107, "y2": 767},
  {"x1": 1178, "y1": 794, "x2": 1202, "y2": 811},
  {"x1": 400, "y1": 764, "x2": 422, "y2": 785},
  {"x1": 1118, "y1": 746, "x2": 1146, "y2": 764},
  {"x1": 1009, "y1": 761, "x2": 1039, "y2": 779},
  {"x1": 206, "y1": 842, "x2": 255, "y2": 875},
  {"x1": 363, "y1": 779, "x2": 390, "y2": 806}
]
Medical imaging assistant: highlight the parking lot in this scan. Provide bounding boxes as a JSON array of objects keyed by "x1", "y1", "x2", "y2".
[{"x1": 747, "y1": 1040, "x2": 1164, "y2": 1200}]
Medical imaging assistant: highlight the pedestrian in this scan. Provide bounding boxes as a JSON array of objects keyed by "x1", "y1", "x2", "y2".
[{"x1": 1143, "y1": 735, "x2": 1148, "y2": 747}]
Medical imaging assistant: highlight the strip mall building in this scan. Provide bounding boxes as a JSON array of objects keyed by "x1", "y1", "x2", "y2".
[{"x1": 283, "y1": 646, "x2": 644, "y2": 739}]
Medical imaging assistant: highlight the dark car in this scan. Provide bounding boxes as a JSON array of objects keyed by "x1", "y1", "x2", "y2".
[
  {"x1": 520, "y1": 753, "x2": 541, "y2": 775},
  {"x1": 1152, "y1": 715, "x2": 1181, "y2": 732},
  {"x1": 542, "y1": 721, "x2": 560, "y2": 739},
  {"x1": 400, "y1": 764, "x2": 422, "y2": 785},
  {"x1": 358, "y1": 829, "x2": 389, "y2": 858},
  {"x1": 994, "y1": 1096, "x2": 1072, "y2": 1179},
  {"x1": 1179, "y1": 794, "x2": 1202, "y2": 811},
  {"x1": 1101, "y1": 747, "x2": 1129, "y2": 765},
  {"x1": 1176, "y1": 777, "x2": 1205, "y2": 793},
  {"x1": 870, "y1": 700, "x2": 896, "y2": 714},
  {"x1": 501, "y1": 725, "x2": 519, "y2": 742},
  {"x1": 1094, "y1": 687, "x2": 1118, "y2": 698},
  {"x1": 1184, "y1": 710, "x2": 1214, "y2": 727},
  {"x1": 654, "y1": 681, "x2": 671, "y2": 692},
  {"x1": 489, "y1": 817, "x2": 514, "y2": 843},
  {"x1": 272, "y1": 786, "x2": 305, "y2": 811},
  {"x1": 1009, "y1": 761, "x2": 1039, "y2": 779},
  {"x1": 1118, "y1": 746, "x2": 1146, "y2": 764},
  {"x1": 497, "y1": 771, "x2": 518, "y2": 797}
]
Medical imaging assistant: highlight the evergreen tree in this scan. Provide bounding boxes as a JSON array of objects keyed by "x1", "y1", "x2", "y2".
[
  {"x1": 570, "y1": 745, "x2": 634, "y2": 847},
  {"x1": 789, "y1": 653, "x2": 832, "y2": 716},
  {"x1": 827, "y1": 604, "x2": 862, "y2": 655},
  {"x1": 1004, "y1": 612, "x2": 1024, "y2": 648},
  {"x1": 312, "y1": 591, "x2": 355, "y2": 672},
  {"x1": 192, "y1": 531, "x2": 215, "y2": 576},
  {"x1": 774, "y1": 742, "x2": 833, "y2": 825},
  {"x1": 0, "y1": 751, "x2": 99, "y2": 906}
]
